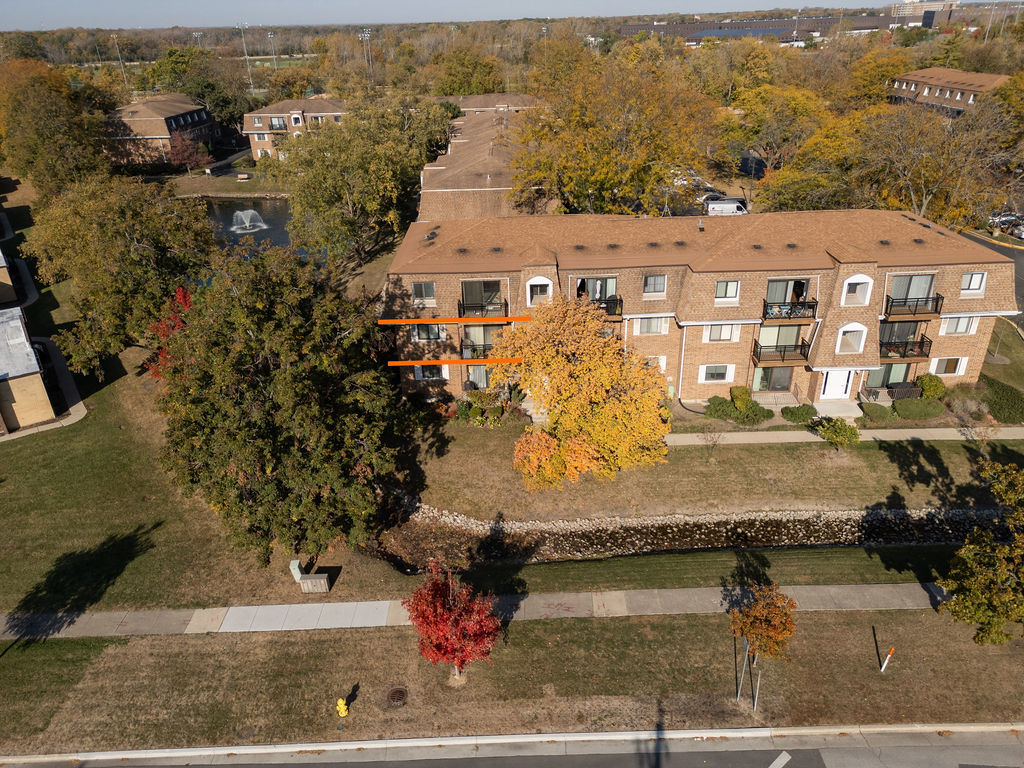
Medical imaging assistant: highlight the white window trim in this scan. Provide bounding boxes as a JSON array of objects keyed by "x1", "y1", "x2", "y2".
[
  {"x1": 413, "y1": 364, "x2": 450, "y2": 381},
  {"x1": 835, "y1": 322, "x2": 868, "y2": 354},
  {"x1": 698, "y1": 364, "x2": 735, "y2": 384},
  {"x1": 647, "y1": 356, "x2": 667, "y2": 374},
  {"x1": 635, "y1": 317, "x2": 671, "y2": 336},
  {"x1": 412, "y1": 281, "x2": 437, "y2": 308},
  {"x1": 642, "y1": 274, "x2": 668, "y2": 300},
  {"x1": 525, "y1": 275, "x2": 554, "y2": 308},
  {"x1": 841, "y1": 274, "x2": 873, "y2": 307},
  {"x1": 411, "y1": 324, "x2": 446, "y2": 342},
  {"x1": 702, "y1": 323, "x2": 740, "y2": 343},
  {"x1": 960, "y1": 271, "x2": 986, "y2": 298},
  {"x1": 939, "y1": 317, "x2": 978, "y2": 336},
  {"x1": 253, "y1": 117, "x2": 262, "y2": 126},
  {"x1": 254, "y1": 133, "x2": 268, "y2": 142},
  {"x1": 714, "y1": 280, "x2": 740, "y2": 306},
  {"x1": 291, "y1": 114, "x2": 303, "y2": 126},
  {"x1": 930, "y1": 357, "x2": 968, "y2": 376}
]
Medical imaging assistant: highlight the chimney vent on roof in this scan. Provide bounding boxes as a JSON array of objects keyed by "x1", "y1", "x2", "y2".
[
  {"x1": 879, "y1": 239, "x2": 890, "y2": 245},
  {"x1": 647, "y1": 242, "x2": 660, "y2": 248},
  {"x1": 752, "y1": 244, "x2": 762, "y2": 250},
  {"x1": 424, "y1": 231, "x2": 437, "y2": 241},
  {"x1": 457, "y1": 247, "x2": 468, "y2": 253},
  {"x1": 491, "y1": 246, "x2": 502, "y2": 252},
  {"x1": 674, "y1": 240, "x2": 686, "y2": 247},
  {"x1": 574, "y1": 244, "x2": 585, "y2": 250},
  {"x1": 698, "y1": 218, "x2": 704, "y2": 233},
  {"x1": 786, "y1": 243, "x2": 797, "y2": 249},
  {"x1": 913, "y1": 238, "x2": 924, "y2": 244},
  {"x1": 607, "y1": 243, "x2": 620, "y2": 249}
]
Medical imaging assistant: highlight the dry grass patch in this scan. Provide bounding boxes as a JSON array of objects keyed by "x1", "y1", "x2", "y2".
[{"x1": 7, "y1": 610, "x2": 1023, "y2": 754}]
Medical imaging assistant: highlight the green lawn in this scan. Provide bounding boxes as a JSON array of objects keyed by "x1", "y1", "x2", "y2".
[
  {"x1": 4, "y1": 609, "x2": 1022, "y2": 753},
  {"x1": 983, "y1": 317, "x2": 1024, "y2": 391},
  {"x1": 418, "y1": 422, "x2": 1024, "y2": 521}
]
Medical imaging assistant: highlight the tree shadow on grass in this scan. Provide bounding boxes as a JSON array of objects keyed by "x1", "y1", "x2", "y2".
[
  {"x1": 874, "y1": 439, "x2": 990, "y2": 510},
  {"x1": 462, "y1": 513, "x2": 538, "y2": 636},
  {"x1": 720, "y1": 550, "x2": 772, "y2": 612},
  {"x1": 1, "y1": 523, "x2": 161, "y2": 655}
]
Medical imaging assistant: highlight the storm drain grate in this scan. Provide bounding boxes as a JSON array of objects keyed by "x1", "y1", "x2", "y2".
[{"x1": 387, "y1": 686, "x2": 409, "y2": 708}]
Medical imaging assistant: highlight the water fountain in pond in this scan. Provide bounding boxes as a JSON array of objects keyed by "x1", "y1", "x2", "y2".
[{"x1": 230, "y1": 209, "x2": 269, "y2": 233}]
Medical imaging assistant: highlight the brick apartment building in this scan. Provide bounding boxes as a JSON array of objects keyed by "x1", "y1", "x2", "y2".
[
  {"x1": 891, "y1": 67, "x2": 1010, "y2": 113},
  {"x1": 384, "y1": 210, "x2": 1016, "y2": 405},
  {"x1": 242, "y1": 98, "x2": 347, "y2": 160},
  {"x1": 107, "y1": 93, "x2": 219, "y2": 164},
  {"x1": 418, "y1": 94, "x2": 540, "y2": 222},
  {"x1": 0, "y1": 308, "x2": 54, "y2": 434}
]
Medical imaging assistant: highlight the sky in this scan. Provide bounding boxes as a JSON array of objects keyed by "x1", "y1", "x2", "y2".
[{"x1": 4, "y1": 0, "x2": 880, "y2": 32}]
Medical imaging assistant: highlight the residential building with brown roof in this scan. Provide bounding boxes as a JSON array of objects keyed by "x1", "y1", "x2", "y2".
[
  {"x1": 891, "y1": 67, "x2": 1011, "y2": 113},
  {"x1": 384, "y1": 210, "x2": 1017, "y2": 406},
  {"x1": 107, "y1": 93, "x2": 219, "y2": 164},
  {"x1": 419, "y1": 93, "x2": 550, "y2": 222},
  {"x1": 242, "y1": 97, "x2": 347, "y2": 160},
  {"x1": 0, "y1": 308, "x2": 54, "y2": 434}
]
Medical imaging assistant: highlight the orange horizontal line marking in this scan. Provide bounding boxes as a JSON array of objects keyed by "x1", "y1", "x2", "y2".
[
  {"x1": 378, "y1": 317, "x2": 530, "y2": 325},
  {"x1": 388, "y1": 358, "x2": 522, "y2": 366}
]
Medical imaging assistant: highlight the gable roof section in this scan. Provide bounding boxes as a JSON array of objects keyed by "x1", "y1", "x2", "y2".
[
  {"x1": 897, "y1": 67, "x2": 1011, "y2": 92},
  {"x1": 108, "y1": 93, "x2": 206, "y2": 139},
  {"x1": 248, "y1": 98, "x2": 347, "y2": 116},
  {"x1": 389, "y1": 210, "x2": 1012, "y2": 276}
]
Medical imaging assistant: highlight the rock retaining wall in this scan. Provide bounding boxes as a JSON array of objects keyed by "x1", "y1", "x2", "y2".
[{"x1": 378, "y1": 504, "x2": 1006, "y2": 570}]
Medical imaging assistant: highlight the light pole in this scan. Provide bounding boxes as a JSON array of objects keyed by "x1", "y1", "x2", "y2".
[
  {"x1": 267, "y1": 31, "x2": 278, "y2": 69},
  {"x1": 449, "y1": 24, "x2": 458, "y2": 48},
  {"x1": 192, "y1": 31, "x2": 203, "y2": 49},
  {"x1": 237, "y1": 23, "x2": 255, "y2": 97},
  {"x1": 358, "y1": 29, "x2": 373, "y2": 84},
  {"x1": 111, "y1": 34, "x2": 128, "y2": 87}
]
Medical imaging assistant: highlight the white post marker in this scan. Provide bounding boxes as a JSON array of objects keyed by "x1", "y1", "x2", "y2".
[
  {"x1": 736, "y1": 638, "x2": 750, "y2": 700},
  {"x1": 881, "y1": 646, "x2": 895, "y2": 672},
  {"x1": 768, "y1": 751, "x2": 792, "y2": 768}
]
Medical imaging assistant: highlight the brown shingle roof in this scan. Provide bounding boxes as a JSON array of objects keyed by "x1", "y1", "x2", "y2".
[
  {"x1": 108, "y1": 93, "x2": 208, "y2": 139},
  {"x1": 434, "y1": 93, "x2": 537, "y2": 111},
  {"x1": 897, "y1": 67, "x2": 1011, "y2": 92},
  {"x1": 248, "y1": 98, "x2": 347, "y2": 116},
  {"x1": 390, "y1": 210, "x2": 1012, "y2": 276},
  {"x1": 421, "y1": 110, "x2": 517, "y2": 192}
]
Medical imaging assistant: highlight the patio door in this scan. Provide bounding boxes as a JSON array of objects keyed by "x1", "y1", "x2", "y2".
[
  {"x1": 879, "y1": 321, "x2": 917, "y2": 343},
  {"x1": 890, "y1": 275, "x2": 933, "y2": 301},
  {"x1": 865, "y1": 363, "x2": 910, "y2": 389},
  {"x1": 766, "y1": 279, "x2": 807, "y2": 304},
  {"x1": 821, "y1": 370, "x2": 853, "y2": 399},
  {"x1": 753, "y1": 366, "x2": 792, "y2": 392},
  {"x1": 462, "y1": 280, "x2": 501, "y2": 309},
  {"x1": 758, "y1": 325, "x2": 800, "y2": 347},
  {"x1": 576, "y1": 277, "x2": 617, "y2": 300}
]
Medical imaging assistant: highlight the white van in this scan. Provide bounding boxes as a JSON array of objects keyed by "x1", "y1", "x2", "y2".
[{"x1": 705, "y1": 198, "x2": 749, "y2": 216}]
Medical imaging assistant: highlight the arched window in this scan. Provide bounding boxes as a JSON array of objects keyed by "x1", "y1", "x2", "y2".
[
  {"x1": 525, "y1": 276, "x2": 553, "y2": 307},
  {"x1": 841, "y1": 274, "x2": 873, "y2": 307},
  {"x1": 836, "y1": 322, "x2": 868, "y2": 354}
]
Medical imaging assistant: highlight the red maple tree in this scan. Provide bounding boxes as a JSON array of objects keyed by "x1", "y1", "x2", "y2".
[
  {"x1": 402, "y1": 561, "x2": 502, "y2": 677},
  {"x1": 145, "y1": 287, "x2": 192, "y2": 380}
]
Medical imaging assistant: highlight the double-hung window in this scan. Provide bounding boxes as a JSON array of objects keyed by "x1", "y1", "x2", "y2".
[
  {"x1": 643, "y1": 274, "x2": 667, "y2": 298},
  {"x1": 714, "y1": 280, "x2": 739, "y2": 304}
]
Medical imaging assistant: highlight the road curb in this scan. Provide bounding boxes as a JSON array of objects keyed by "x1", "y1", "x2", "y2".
[
  {"x1": 966, "y1": 230, "x2": 1024, "y2": 250},
  {"x1": 2, "y1": 723, "x2": 1022, "y2": 765}
]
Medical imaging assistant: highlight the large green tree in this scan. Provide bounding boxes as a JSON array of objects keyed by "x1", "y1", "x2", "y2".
[
  {"x1": 724, "y1": 85, "x2": 828, "y2": 171},
  {"x1": 156, "y1": 246, "x2": 399, "y2": 563},
  {"x1": 432, "y1": 47, "x2": 504, "y2": 95},
  {"x1": 939, "y1": 461, "x2": 1024, "y2": 645},
  {"x1": 143, "y1": 46, "x2": 255, "y2": 130},
  {"x1": 511, "y1": 38, "x2": 718, "y2": 215},
  {"x1": 267, "y1": 94, "x2": 449, "y2": 262},
  {"x1": 23, "y1": 176, "x2": 215, "y2": 373}
]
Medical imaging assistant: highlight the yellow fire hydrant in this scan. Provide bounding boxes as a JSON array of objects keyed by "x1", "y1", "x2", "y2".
[{"x1": 336, "y1": 698, "x2": 349, "y2": 730}]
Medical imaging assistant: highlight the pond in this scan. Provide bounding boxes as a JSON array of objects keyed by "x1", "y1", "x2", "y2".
[{"x1": 205, "y1": 198, "x2": 291, "y2": 247}]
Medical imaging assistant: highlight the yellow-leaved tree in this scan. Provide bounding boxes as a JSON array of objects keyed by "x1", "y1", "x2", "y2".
[{"x1": 488, "y1": 296, "x2": 669, "y2": 490}]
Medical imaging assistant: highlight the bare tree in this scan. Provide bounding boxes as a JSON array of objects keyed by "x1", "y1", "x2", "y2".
[{"x1": 699, "y1": 421, "x2": 725, "y2": 464}]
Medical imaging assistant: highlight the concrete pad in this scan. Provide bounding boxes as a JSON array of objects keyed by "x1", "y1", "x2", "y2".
[
  {"x1": 785, "y1": 585, "x2": 839, "y2": 611},
  {"x1": 519, "y1": 592, "x2": 593, "y2": 620},
  {"x1": 317, "y1": 602, "x2": 358, "y2": 629},
  {"x1": 1, "y1": 612, "x2": 64, "y2": 639},
  {"x1": 184, "y1": 607, "x2": 228, "y2": 634},
  {"x1": 115, "y1": 609, "x2": 193, "y2": 636},
  {"x1": 656, "y1": 587, "x2": 725, "y2": 614},
  {"x1": 494, "y1": 594, "x2": 528, "y2": 620},
  {"x1": 385, "y1": 600, "x2": 411, "y2": 626},
  {"x1": 281, "y1": 603, "x2": 324, "y2": 631},
  {"x1": 218, "y1": 606, "x2": 258, "y2": 633},
  {"x1": 57, "y1": 611, "x2": 128, "y2": 638},
  {"x1": 623, "y1": 589, "x2": 666, "y2": 616},
  {"x1": 249, "y1": 604, "x2": 290, "y2": 632},
  {"x1": 350, "y1": 600, "x2": 390, "y2": 627},
  {"x1": 592, "y1": 591, "x2": 628, "y2": 618}
]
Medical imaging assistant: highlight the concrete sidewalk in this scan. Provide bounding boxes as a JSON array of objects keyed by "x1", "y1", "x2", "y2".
[
  {"x1": 0, "y1": 582, "x2": 945, "y2": 642},
  {"x1": 666, "y1": 426, "x2": 1024, "y2": 446}
]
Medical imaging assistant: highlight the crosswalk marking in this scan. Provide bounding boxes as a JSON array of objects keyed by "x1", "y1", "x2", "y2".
[{"x1": 768, "y1": 751, "x2": 792, "y2": 768}]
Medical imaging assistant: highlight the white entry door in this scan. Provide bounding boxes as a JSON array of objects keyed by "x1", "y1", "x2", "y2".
[{"x1": 821, "y1": 370, "x2": 852, "y2": 399}]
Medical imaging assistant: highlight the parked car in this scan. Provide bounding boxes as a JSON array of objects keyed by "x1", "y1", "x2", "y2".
[
  {"x1": 989, "y1": 211, "x2": 1021, "y2": 230},
  {"x1": 705, "y1": 197, "x2": 749, "y2": 216},
  {"x1": 1011, "y1": 224, "x2": 1024, "y2": 241}
]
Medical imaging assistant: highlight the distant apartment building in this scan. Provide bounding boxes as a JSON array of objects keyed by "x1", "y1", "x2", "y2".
[
  {"x1": 891, "y1": 0, "x2": 957, "y2": 16},
  {"x1": 620, "y1": 15, "x2": 916, "y2": 43},
  {"x1": 242, "y1": 98, "x2": 347, "y2": 160},
  {"x1": 107, "y1": 93, "x2": 219, "y2": 164},
  {"x1": 0, "y1": 308, "x2": 54, "y2": 434},
  {"x1": 384, "y1": 210, "x2": 1016, "y2": 405},
  {"x1": 891, "y1": 67, "x2": 1011, "y2": 113},
  {"x1": 419, "y1": 94, "x2": 539, "y2": 222}
]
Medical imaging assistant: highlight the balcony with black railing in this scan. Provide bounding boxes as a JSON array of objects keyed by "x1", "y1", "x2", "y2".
[
  {"x1": 461, "y1": 342, "x2": 494, "y2": 359},
  {"x1": 884, "y1": 294, "x2": 944, "y2": 317},
  {"x1": 591, "y1": 296, "x2": 623, "y2": 318},
  {"x1": 458, "y1": 298, "x2": 508, "y2": 318},
  {"x1": 879, "y1": 334, "x2": 933, "y2": 361},
  {"x1": 752, "y1": 339, "x2": 810, "y2": 365},
  {"x1": 762, "y1": 298, "x2": 817, "y2": 324}
]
